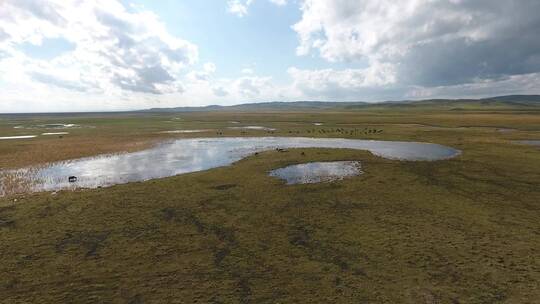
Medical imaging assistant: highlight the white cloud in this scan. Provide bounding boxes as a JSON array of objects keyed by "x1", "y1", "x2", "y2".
[
  {"x1": 203, "y1": 62, "x2": 216, "y2": 74},
  {"x1": 287, "y1": 66, "x2": 403, "y2": 100},
  {"x1": 0, "y1": 0, "x2": 198, "y2": 97},
  {"x1": 227, "y1": 0, "x2": 253, "y2": 17},
  {"x1": 234, "y1": 76, "x2": 272, "y2": 98},
  {"x1": 179, "y1": 73, "x2": 284, "y2": 104},
  {"x1": 212, "y1": 86, "x2": 229, "y2": 97},
  {"x1": 227, "y1": 0, "x2": 287, "y2": 17},
  {"x1": 187, "y1": 62, "x2": 217, "y2": 82},
  {"x1": 269, "y1": 0, "x2": 288, "y2": 6},
  {"x1": 1, "y1": 0, "x2": 539, "y2": 112},
  {"x1": 289, "y1": 63, "x2": 396, "y2": 89},
  {"x1": 293, "y1": 0, "x2": 540, "y2": 88},
  {"x1": 406, "y1": 73, "x2": 540, "y2": 100}
]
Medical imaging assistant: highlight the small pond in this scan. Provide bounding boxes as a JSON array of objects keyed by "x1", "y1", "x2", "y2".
[
  {"x1": 42, "y1": 132, "x2": 69, "y2": 136},
  {"x1": 15, "y1": 123, "x2": 81, "y2": 129},
  {"x1": 0, "y1": 135, "x2": 36, "y2": 140},
  {"x1": 515, "y1": 140, "x2": 540, "y2": 147},
  {"x1": 269, "y1": 161, "x2": 362, "y2": 184},
  {"x1": 160, "y1": 130, "x2": 211, "y2": 134},
  {"x1": 0, "y1": 137, "x2": 460, "y2": 196},
  {"x1": 228, "y1": 126, "x2": 277, "y2": 131}
]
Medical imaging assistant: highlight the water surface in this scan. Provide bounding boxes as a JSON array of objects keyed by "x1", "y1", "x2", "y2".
[
  {"x1": 0, "y1": 135, "x2": 36, "y2": 140},
  {"x1": 270, "y1": 161, "x2": 362, "y2": 184},
  {"x1": 0, "y1": 137, "x2": 460, "y2": 195},
  {"x1": 159, "y1": 130, "x2": 211, "y2": 134},
  {"x1": 515, "y1": 140, "x2": 540, "y2": 147},
  {"x1": 15, "y1": 123, "x2": 81, "y2": 129},
  {"x1": 228, "y1": 126, "x2": 277, "y2": 131}
]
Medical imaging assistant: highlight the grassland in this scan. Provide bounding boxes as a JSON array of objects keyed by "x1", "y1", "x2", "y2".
[{"x1": 0, "y1": 109, "x2": 539, "y2": 303}]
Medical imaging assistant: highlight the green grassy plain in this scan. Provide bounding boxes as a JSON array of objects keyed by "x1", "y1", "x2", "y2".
[{"x1": 0, "y1": 109, "x2": 539, "y2": 303}]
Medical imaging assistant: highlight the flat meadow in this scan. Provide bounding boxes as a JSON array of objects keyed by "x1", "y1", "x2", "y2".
[{"x1": 0, "y1": 109, "x2": 539, "y2": 303}]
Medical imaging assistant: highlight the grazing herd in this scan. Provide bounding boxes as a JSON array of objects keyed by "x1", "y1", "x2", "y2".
[{"x1": 213, "y1": 126, "x2": 383, "y2": 136}]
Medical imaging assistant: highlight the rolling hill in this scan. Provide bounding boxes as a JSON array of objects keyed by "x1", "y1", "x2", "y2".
[{"x1": 141, "y1": 95, "x2": 540, "y2": 112}]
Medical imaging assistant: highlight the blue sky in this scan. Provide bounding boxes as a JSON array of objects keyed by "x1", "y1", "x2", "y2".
[
  {"x1": 128, "y1": 0, "x2": 360, "y2": 82},
  {"x1": 19, "y1": 37, "x2": 76, "y2": 60},
  {"x1": 1, "y1": 0, "x2": 540, "y2": 112},
  {"x1": 133, "y1": 0, "x2": 302, "y2": 80}
]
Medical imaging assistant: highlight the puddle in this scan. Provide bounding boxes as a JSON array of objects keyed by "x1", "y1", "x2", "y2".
[
  {"x1": 42, "y1": 132, "x2": 69, "y2": 135},
  {"x1": 0, "y1": 137, "x2": 460, "y2": 196},
  {"x1": 159, "y1": 130, "x2": 211, "y2": 134},
  {"x1": 269, "y1": 161, "x2": 362, "y2": 184},
  {"x1": 14, "y1": 123, "x2": 81, "y2": 129},
  {"x1": 497, "y1": 128, "x2": 517, "y2": 133},
  {"x1": 0, "y1": 135, "x2": 37, "y2": 140},
  {"x1": 515, "y1": 140, "x2": 540, "y2": 147},
  {"x1": 41, "y1": 123, "x2": 79, "y2": 129},
  {"x1": 228, "y1": 126, "x2": 277, "y2": 131}
]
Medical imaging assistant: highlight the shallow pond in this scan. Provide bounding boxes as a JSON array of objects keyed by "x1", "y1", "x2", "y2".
[
  {"x1": 269, "y1": 161, "x2": 362, "y2": 184},
  {"x1": 0, "y1": 137, "x2": 460, "y2": 195},
  {"x1": 497, "y1": 128, "x2": 516, "y2": 133},
  {"x1": 228, "y1": 126, "x2": 277, "y2": 131},
  {"x1": 42, "y1": 132, "x2": 69, "y2": 136},
  {"x1": 0, "y1": 135, "x2": 36, "y2": 140},
  {"x1": 515, "y1": 140, "x2": 540, "y2": 147},
  {"x1": 159, "y1": 130, "x2": 211, "y2": 134},
  {"x1": 15, "y1": 123, "x2": 81, "y2": 129}
]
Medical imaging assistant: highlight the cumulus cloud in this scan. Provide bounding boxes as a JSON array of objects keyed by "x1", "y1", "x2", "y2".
[
  {"x1": 0, "y1": 0, "x2": 197, "y2": 96},
  {"x1": 187, "y1": 62, "x2": 217, "y2": 82},
  {"x1": 288, "y1": 66, "x2": 403, "y2": 100},
  {"x1": 217, "y1": 76, "x2": 275, "y2": 99},
  {"x1": 289, "y1": 63, "x2": 396, "y2": 89},
  {"x1": 269, "y1": 0, "x2": 288, "y2": 6},
  {"x1": 180, "y1": 74, "x2": 282, "y2": 104},
  {"x1": 406, "y1": 72, "x2": 540, "y2": 100},
  {"x1": 212, "y1": 86, "x2": 229, "y2": 97},
  {"x1": 241, "y1": 68, "x2": 254, "y2": 74},
  {"x1": 227, "y1": 0, "x2": 253, "y2": 17},
  {"x1": 227, "y1": 0, "x2": 287, "y2": 17},
  {"x1": 1, "y1": 0, "x2": 539, "y2": 111},
  {"x1": 30, "y1": 71, "x2": 88, "y2": 92},
  {"x1": 292, "y1": 0, "x2": 540, "y2": 95}
]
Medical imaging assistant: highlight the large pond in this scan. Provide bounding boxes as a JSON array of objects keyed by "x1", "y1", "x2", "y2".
[
  {"x1": 0, "y1": 137, "x2": 460, "y2": 196},
  {"x1": 270, "y1": 161, "x2": 362, "y2": 185}
]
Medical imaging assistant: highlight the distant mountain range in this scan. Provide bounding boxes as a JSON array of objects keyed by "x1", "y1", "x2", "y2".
[
  {"x1": 141, "y1": 95, "x2": 540, "y2": 112},
  {"x1": 481, "y1": 95, "x2": 540, "y2": 103},
  {"x1": 142, "y1": 101, "x2": 371, "y2": 112}
]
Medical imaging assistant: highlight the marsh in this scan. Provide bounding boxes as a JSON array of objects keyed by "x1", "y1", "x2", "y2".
[{"x1": 0, "y1": 137, "x2": 459, "y2": 196}]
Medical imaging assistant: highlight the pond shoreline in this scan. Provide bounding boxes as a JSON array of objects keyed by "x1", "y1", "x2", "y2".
[{"x1": 0, "y1": 137, "x2": 460, "y2": 196}]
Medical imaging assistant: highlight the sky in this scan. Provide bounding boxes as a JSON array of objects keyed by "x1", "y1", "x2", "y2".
[{"x1": 1, "y1": 0, "x2": 540, "y2": 112}]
